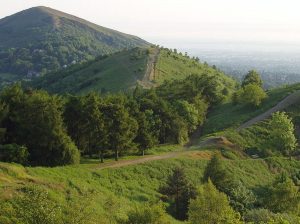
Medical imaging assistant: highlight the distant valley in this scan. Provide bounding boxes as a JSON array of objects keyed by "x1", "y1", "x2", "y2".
[{"x1": 180, "y1": 42, "x2": 300, "y2": 88}]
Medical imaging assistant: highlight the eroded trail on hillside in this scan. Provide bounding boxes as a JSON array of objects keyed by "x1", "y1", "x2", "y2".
[{"x1": 138, "y1": 48, "x2": 160, "y2": 88}]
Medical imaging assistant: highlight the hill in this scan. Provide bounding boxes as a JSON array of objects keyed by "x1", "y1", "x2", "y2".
[
  {"x1": 0, "y1": 6, "x2": 148, "y2": 85},
  {"x1": 1, "y1": 72, "x2": 300, "y2": 223},
  {"x1": 29, "y1": 47, "x2": 236, "y2": 94}
]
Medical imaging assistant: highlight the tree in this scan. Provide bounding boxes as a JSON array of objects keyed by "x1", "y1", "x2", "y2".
[
  {"x1": 137, "y1": 91, "x2": 187, "y2": 145},
  {"x1": 160, "y1": 167, "x2": 196, "y2": 220},
  {"x1": 64, "y1": 93, "x2": 107, "y2": 162},
  {"x1": 0, "y1": 102, "x2": 8, "y2": 142},
  {"x1": 244, "y1": 209, "x2": 291, "y2": 223},
  {"x1": 83, "y1": 93, "x2": 106, "y2": 162},
  {"x1": 0, "y1": 144, "x2": 28, "y2": 165},
  {"x1": 203, "y1": 154, "x2": 233, "y2": 193},
  {"x1": 1, "y1": 85, "x2": 80, "y2": 166},
  {"x1": 64, "y1": 95, "x2": 88, "y2": 153},
  {"x1": 188, "y1": 180, "x2": 241, "y2": 224},
  {"x1": 265, "y1": 173, "x2": 300, "y2": 214},
  {"x1": 228, "y1": 181, "x2": 256, "y2": 215},
  {"x1": 242, "y1": 70, "x2": 263, "y2": 87},
  {"x1": 267, "y1": 112, "x2": 297, "y2": 155},
  {"x1": 174, "y1": 100, "x2": 201, "y2": 133},
  {"x1": 237, "y1": 84, "x2": 267, "y2": 107},
  {"x1": 102, "y1": 101, "x2": 138, "y2": 161},
  {"x1": 134, "y1": 109, "x2": 160, "y2": 155}
]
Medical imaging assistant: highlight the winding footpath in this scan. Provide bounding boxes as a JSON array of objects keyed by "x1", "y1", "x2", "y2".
[
  {"x1": 237, "y1": 90, "x2": 300, "y2": 130},
  {"x1": 95, "y1": 150, "x2": 212, "y2": 170}
]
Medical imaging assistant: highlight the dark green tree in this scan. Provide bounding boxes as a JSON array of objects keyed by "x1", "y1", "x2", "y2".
[
  {"x1": 160, "y1": 167, "x2": 196, "y2": 220},
  {"x1": 1, "y1": 84, "x2": 80, "y2": 166},
  {"x1": 135, "y1": 109, "x2": 160, "y2": 155},
  {"x1": 64, "y1": 93, "x2": 107, "y2": 162},
  {"x1": 203, "y1": 154, "x2": 233, "y2": 193},
  {"x1": 84, "y1": 93, "x2": 106, "y2": 162},
  {"x1": 102, "y1": 100, "x2": 138, "y2": 161}
]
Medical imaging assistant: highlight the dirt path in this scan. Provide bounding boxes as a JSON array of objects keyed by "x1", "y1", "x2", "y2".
[
  {"x1": 196, "y1": 90, "x2": 300, "y2": 148},
  {"x1": 138, "y1": 48, "x2": 160, "y2": 88},
  {"x1": 237, "y1": 90, "x2": 300, "y2": 130},
  {"x1": 95, "y1": 150, "x2": 213, "y2": 170}
]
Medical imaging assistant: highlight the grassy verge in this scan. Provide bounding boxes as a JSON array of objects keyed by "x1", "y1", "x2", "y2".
[{"x1": 203, "y1": 83, "x2": 300, "y2": 134}]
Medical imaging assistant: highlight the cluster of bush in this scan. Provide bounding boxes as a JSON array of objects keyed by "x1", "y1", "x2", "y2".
[{"x1": 127, "y1": 154, "x2": 300, "y2": 223}]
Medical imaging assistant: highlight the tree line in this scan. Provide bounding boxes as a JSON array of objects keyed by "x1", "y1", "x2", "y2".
[
  {"x1": 0, "y1": 70, "x2": 270, "y2": 166},
  {"x1": 0, "y1": 70, "x2": 235, "y2": 166}
]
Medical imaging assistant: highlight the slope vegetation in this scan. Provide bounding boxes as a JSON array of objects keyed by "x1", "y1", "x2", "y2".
[
  {"x1": 203, "y1": 83, "x2": 300, "y2": 134},
  {"x1": 29, "y1": 47, "x2": 236, "y2": 94},
  {"x1": 1, "y1": 153, "x2": 298, "y2": 223},
  {"x1": 30, "y1": 47, "x2": 150, "y2": 93}
]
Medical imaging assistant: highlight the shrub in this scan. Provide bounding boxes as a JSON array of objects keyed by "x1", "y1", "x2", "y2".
[
  {"x1": 121, "y1": 203, "x2": 170, "y2": 224},
  {"x1": 0, "y1": 186, "x2": 62, "y2": 224},
  {"x1": 0, "y1": 144, "x2": 29, "y2": 165},
  {"x1": 267, "y1": 112, "x2": 297, "y2": 155},
  {"x1": 236, "y1": 84, "x2": 267, "y2": 107}
]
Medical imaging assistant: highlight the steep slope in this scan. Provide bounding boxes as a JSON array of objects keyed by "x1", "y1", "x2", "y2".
[
  {"x1": 1, "y1": 155, "x2": 299, "y2": 222},
  {"x1": 29, "y1": 47, "x2": 236, "y2": 94},
  {"x1": 29, "y1": 47, "x2": 150, "y2": 93},
  {"x1": 0, "y1": 6, "x2": 149, "y2": 81}
]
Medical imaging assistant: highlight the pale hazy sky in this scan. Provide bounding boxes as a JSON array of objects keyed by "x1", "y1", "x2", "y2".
[{"x1": 1, "y1": 0, "x2": 300, "y2": 48}]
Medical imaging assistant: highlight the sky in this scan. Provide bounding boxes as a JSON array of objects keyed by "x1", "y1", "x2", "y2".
[{"x1": 1, "y1": 0, "x2": 300, "y2": 49}]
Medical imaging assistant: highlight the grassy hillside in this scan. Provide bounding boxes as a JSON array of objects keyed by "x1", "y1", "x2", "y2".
[
  {"x1": 154, "y1": 49, "x2": 232, "y2": 85},
  {"x1": 203, "y1": 83, "x2": 300, "y2": 134},
  {"x1": 0, "y1": 6, "x2": 148, "y2": 81},
  {"x1": 29, "y1": 47, "x2": 237, "y2": 94},
  {"x1": 29, "y1": 47, "x2": 149, "y2": 94},
  {"x1": 1, "y1": 150, "x2": 298, "y2": 223}
]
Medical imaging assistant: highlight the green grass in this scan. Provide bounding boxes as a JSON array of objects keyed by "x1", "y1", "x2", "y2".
[
  {"x1": 203, "y1": 83, "x2": 300, "y2": 134},
  {"x1": 147, "y1": 144, "x2": 184, "y2": 155},
  {"x1": 1, "y1": 153, "x2": 299, "y2": 223},
  {"x1": 154, "y1": 49, "x2": 235, "y2": 86},
  {"x1": 30, "y1": 47, "x2": 237, "y2": 94},
  {"x1": 31, "y1": 48, "x2": 149, "y2": 94}
]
